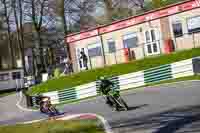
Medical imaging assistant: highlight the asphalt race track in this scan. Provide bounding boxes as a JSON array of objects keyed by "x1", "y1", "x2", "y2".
[{"x1": 1, "y1": 81, "x2": 200, "y2": 133}]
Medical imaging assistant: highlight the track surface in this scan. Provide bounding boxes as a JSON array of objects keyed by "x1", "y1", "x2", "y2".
[{"x1": 1, "y1": 81, "x2": 200, "y2": 133}]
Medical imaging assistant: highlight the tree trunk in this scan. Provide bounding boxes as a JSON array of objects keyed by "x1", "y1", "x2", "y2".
[
  {"x1": 13, "y1": 0, "x2": 27, "y2": 75},
  {"x1": 35, "y1": 30, "x2": 45, "y2": 76},
  {"x1": 19, "y1": 0, "x2": 27, "y2": 75},
  {"x1": 103, "y1": 0, "x2": 114, "y2": 22},
  {"x1": 59, "y1": 0, "x2": 73, "y2": 72},
  {"x1": 3, "y1": 0, "x2": 15, "y2": 68},
  {"x1": 31, "y1": 0, "x2": 46, "y2": 76}
]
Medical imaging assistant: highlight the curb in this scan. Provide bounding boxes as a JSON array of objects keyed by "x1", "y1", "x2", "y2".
[{"x1": 16, "y1": 91, "x2": 38, "y2": 112}]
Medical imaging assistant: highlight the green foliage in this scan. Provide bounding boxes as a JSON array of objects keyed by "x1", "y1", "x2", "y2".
[
  {"x1": 112, "y1": 8, "x2": 134, "y2": 21},
  {"x1": 54, "y1": 68, "x2": 61, "y2": 79},
  {"x1": 161, "y1": 0, "x2": 186, "y2": 7},
  {"x1": 152, "y1": 0, "x2": 163, "y2": 8},
  {"x1": 28, "y1": 48, "x2": 200, "y2": 95},
  {"x1": 141, "y1": 0, "x2": 186, "y2": 14},
  {"x1": 0, "y1": 119, "x2": 104, "y2": 133}
]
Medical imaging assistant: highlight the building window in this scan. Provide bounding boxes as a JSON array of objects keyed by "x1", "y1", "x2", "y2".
[
  {"x1": 151, "y1": 30, "x2": 156, "y2": 41},
  {"x1": 187, "y1": 16, "x2": 200, "y2": 33},
  {"x1": 107, "y1": 39, "x2": 116, "y2": 53},
  {"x1": 144, "y1": 29, "x2": 160, "y2": 56},
  {"x1": 145, "y1": 31, "x2": 151, "y2": 43},
  {"x1": 172, "y1": 22, "x2": 183, "y2": 37},
  {"x1": 153, "y1": 43, "x2": 158, "y2": 52},
  {"x1": 76, "y1": 48, "x2": 88, "y2": 69},
  {"x1": 147, "y1": 44, "x2": 152, "y2": 54},
  {"x1": 123, "y1": 33, "x2": 138, "y2": 48},
  {"x1": 0, "y1": 73, "x2": 9, "y2": 81},
  {"x1": 88, "y1": 43, "x2": 102, "y2": 57}
]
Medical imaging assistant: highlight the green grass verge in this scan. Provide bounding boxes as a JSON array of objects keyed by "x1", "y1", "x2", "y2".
[
  {"x1": 0, "y1": 119, "x2": 105, "y2": 133},
  {"x1": 28, "y1": 48, "x2": 200, "y2": 95},
  {"x1": 0, "y1": 91, "x2": 15, "y2": 98}
]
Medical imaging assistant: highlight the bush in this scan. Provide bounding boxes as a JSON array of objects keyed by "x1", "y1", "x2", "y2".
[
  {"x1": 54, "y1": 68, "x2": 61, "y2": 79},
  {"x1": 28, "y1": 48, "x2": 200, "y2": 95}
]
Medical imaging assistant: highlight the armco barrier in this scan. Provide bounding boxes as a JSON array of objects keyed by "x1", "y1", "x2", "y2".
[
  {"x1": 193, "y1": 57, "x2": 200, "y2": 74},
  {"x1": 171, "y1": 58, "x2": 194, "y2": 79},
  {"x1": 144, "y1": 64, "x2": 172, "y2": 83},
  {"x1": 118, "y1": 71, "x2": 144, "y2": 90},
  {"x1": 28, "y1": 57, "x2": 200, "y2": 107}
]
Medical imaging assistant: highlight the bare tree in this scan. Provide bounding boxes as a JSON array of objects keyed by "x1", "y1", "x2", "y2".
[
  {"x1": 12, "y1": 0, "x2": 27, "y2": 74},
  {"x1": 102, "y1": 0, "x2": 144, "y2": 22},
  {"x1": 55, "y1": 0, "x2": 97, "y2": 72},
  {"x1": 32, "y1": 0, "x2": 46, "y2": 75},
  {"x1": 57, "y1": 0, "x2": 72, "y2": 69},
  {"x1": 21, "y1": 0, "x2": 49, "y2": 76},
  {"x1": 0, "y1": 0, "x2": 15, "y2": 68}
]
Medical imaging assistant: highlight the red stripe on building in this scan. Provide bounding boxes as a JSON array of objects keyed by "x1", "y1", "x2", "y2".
[{"x1": 66, "y1": 29, "x2": 98, "y2": 43}]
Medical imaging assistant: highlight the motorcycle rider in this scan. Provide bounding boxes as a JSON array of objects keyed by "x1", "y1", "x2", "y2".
[
  {"x1": 98, "y1": 76, "x2": 118, "y2": 109},
  {"x1": 39, "y1": 96, "x2": 60, "y2": 116}
]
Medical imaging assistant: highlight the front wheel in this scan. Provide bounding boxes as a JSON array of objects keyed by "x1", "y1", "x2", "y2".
[
  {"x1": 49, "y1": 106, "x2": 59, "y2": 114},
  {"x1": 114, "y1": 96, "x2": 129, "y2": 111},
  {"x1": 118, "y1": 97, "x2": 129, "y2": 110}
]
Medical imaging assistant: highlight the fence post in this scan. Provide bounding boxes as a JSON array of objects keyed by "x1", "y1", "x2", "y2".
[
  {"x1": 142, "y1": 43, "x2": 146, "y2": 58},
  {"x1": 193, "y1": 57, "x2": 200, "y2": 74},
  {"x1": 173, "y1": 37, "x2": 178, "y2": 51},
  {"x1": 192, "y1": 32, "x2": 196, "y2": 48},
  {"x1": 114, "y1": 51, "x2": 118, "y2": 64},
  {"x1": 88, "y1": 55, "x2": 93, "y2": 70},
  {"x1": 98, "y1": 31, "x2": 106, "y2": 66}
]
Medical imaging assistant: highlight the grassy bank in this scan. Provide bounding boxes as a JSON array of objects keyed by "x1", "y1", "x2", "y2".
[
  {"x1": 28, "y1": 48, "x2": 200, "y2": 95},
  {"x1": 0, "y1": 91, "x2": 15, "y2": 98},
  {"x1": 0, "y1": 119, "x2": 104, "y2": 133}
]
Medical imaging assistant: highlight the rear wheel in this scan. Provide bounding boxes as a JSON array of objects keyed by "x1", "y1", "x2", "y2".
[{"x1": 40, "y1": 107, "x2": 46, "y2": 113}]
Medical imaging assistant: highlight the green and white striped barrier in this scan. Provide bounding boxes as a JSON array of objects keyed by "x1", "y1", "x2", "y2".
[
  {"x1": 58, "y1": 88, "x2": 77, "y2": 103},
  {"x1": 118, "y1": 71, "x2": 144, "y2": 90},
  {"x1": 171, "y1": 58, "x2": 194, "y2": 78},
  {"x1": 29, "y1": 57, "x2": 199, "y2": 106},
  {"x1": 144, "y1": 64, "x2": 172, "y2": 83}
]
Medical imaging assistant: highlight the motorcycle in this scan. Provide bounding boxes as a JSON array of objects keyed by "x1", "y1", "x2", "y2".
[
  {"x1": 39, "y1": 97, "x2": 61, "y2": 117},
  {"x1": 104, "y1": 90, "x2": 129, "y2": 111}
]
